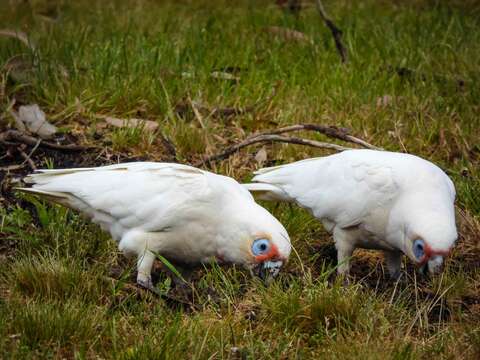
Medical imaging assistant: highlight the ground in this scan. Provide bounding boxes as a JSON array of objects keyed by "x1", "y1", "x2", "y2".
[{"x1": 0, "y1": 0, "x2": 479, "y2": 358}]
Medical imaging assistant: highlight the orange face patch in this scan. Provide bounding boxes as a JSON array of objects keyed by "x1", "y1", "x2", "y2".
[
  {"x1": 418, "y1": 243, "x2": 451, "y2": 265},
  {"x1": 254, "y1": 243, "x2": 280, "y2": 263}
]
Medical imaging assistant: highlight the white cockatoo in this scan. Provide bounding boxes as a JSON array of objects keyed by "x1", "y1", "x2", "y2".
[
  {"x1": 244, "y1": 149, "x2": 457, "y2": 279},
  {"x1": 18, "y1": 162, "x2": 291, "y2": 291}
]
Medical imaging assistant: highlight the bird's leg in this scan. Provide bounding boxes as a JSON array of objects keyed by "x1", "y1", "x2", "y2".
[
  {"x1": 333, "y1": 228, "x2": 355, "y2": 280},
  {"x1": 384, "y1": 250, "x2": 402, "y2": 280},
  {"x1": 136, "y1": 250, "x2": 158, "y2": 294}
]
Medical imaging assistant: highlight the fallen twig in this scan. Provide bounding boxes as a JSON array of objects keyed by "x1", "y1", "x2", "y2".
[
  {"x1": 0, "y1": 130, "x2": 89, "y2": 151},
  {"x1": 195, "y1": 134, "x2": 351, "y2": 167},
  {"x1": 195, "y1": 123, "x2": 380, "y2": 166},
  {"x1": 18, "y1": 138, "x2": 41, "y2": 170},
  {"x1": 314, "y1": 0, "x2": 347, "y2": 63},
  {"x1": 259, "y1": 124, "x2": 382, "y2": 150},
  {"x1": 0, "y1": 164, "x2": 25, "y2": 171}
]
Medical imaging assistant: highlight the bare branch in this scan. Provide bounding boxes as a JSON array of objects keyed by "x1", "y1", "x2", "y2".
[
  {"x1": 19, "y1": 148, "x2": 37, "y2": 170},
  {"x1": 257, "y1": 124, "x2": 382, "y2": 150},
  {"x1": 0, "y1": 130, "x2": 89, "y2": 151},
  {"x1": 195, "y1": 134, "x2": 351, "y2": 167},
  {"x1": 19, "y1": 138, "x2": 41, "y2": 170},
  {"x1": 315, "y1": 0, "x2": 348, "y2": 63}
]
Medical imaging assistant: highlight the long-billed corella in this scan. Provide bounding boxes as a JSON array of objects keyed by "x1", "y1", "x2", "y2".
[
  {"x1": 18, "y1": 162, "x2": 291, "y2": 292},
  {"x1": 244, "y1": 149, "x2": 457, "y2": 279}
]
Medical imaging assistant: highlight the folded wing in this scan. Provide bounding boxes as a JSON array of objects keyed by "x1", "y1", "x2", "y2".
[
  {"x1": 247, "y1": 151, "x2": 399, "y2": 229},
  {"x1": 19, "y1": 162, "x2": 216, "y2": 240}
]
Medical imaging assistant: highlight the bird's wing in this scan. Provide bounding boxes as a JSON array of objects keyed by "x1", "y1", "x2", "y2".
[
  {"x1": 251, "y1": 151, "x2": 400, "y2": 228},
  {"x1": 20, "y1": 162, "x2": 220, "y2": 236}
]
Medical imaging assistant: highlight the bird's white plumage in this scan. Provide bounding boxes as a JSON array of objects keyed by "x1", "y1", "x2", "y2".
[
  {"x1": 245, "y1": 149, "x2": 457, "y2": 277},
  {"x1": 21, "y1": 162, "x2": 291, "y2": 288}
]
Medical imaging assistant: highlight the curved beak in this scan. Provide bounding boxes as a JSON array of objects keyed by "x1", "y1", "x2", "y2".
[
  {"x1": 256, "y1": 260, "x2": 283, "y2": 286},
  {"x1": 419, "y1": 255, "x2": 444, "y2": 276}
]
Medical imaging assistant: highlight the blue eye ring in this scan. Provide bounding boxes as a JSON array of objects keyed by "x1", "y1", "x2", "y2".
[
  {"x1": 413, "y1": 239, "x2": 425, "y2": 260},
  {"x1": 252, "y1": 239, "x2": 271, "y2": 256}
]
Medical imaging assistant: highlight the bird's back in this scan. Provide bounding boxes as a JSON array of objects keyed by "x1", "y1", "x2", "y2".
[
  {"x1": 251, "y1": 150, "x2": 454, "y2": 228},
  {"x1": 20, "y1": 162, "x2": 238, "y2": 241}
]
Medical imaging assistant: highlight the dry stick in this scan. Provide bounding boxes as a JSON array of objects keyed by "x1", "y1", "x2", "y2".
[
  {"x1": 195, "y1": 134, "x2": 351, "y2": 167},
  {"x1": 20, "y1": 138, "x2": 41, "y2": 169},
  {"x1": 0, "y1": 164, "x2": 25, "y2": 171},
  {"x1": 19, "y1": 146, "x2": 38, "y2": 171},
  {"x1": 0, "y1": 130, "x2": 89, "y2": 151},
  {"x1": 315, "y1": 0, "x2": 348, "y2": 63},
  {"x1": 259, "y1": 124, "x2": 382, "y2": 150}
]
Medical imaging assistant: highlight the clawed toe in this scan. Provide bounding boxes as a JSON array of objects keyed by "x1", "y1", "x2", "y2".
[{"x1": 137, "y1": 278, "x2": 161, "y2": 296}]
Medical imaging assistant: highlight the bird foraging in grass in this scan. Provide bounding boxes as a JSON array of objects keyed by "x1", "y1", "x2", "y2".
[
  {"x1": 244, "y1": 149, "x2": 457, "y2": 279},
  {"x1": 18, "y1": 162, "x2": 291, "y2": 293}
]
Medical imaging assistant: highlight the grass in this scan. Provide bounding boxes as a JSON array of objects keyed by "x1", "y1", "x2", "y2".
[{"x1": 1, "y1": 0, "x2": 479, "y2": 358}]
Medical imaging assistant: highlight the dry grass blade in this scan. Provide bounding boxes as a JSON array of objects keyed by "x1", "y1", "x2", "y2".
[
  {"x1": 195, "y1": 134, "x2": 351, "y2": 167},
  {"x1": 188, "y1": 98, "x2": 206, "y2": 129},
  {"x1": 0, "y1": 29, "x2": 35, "y2": 51}
]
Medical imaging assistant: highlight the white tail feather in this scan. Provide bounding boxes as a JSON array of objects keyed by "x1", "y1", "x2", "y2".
[{"x1": 242, "y1": 183, "x2": 292, "y2": 202}]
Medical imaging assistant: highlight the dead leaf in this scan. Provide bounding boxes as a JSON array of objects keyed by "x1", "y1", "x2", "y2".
[
  {"x1": 264, "y1": 26, "x2": 312, "y2": 44},
  {"x1": 101, "y1": 116, "x2": 159, "y2": 131},
  {"x1": 181, "y1": 71, "x2": 194, "y2": 79},
  {"x1": 0, "y1": 29, "x2": 35, "y2": 51},
  {"x1": 11, "y1": 104, "x2": 57, "y2": 139},
  {"x1": 210, "y1": 71, "x2": 240, "y2": 81},
  {"x1": 255, "y1": 147, "x2": 268, "y2": 166}
]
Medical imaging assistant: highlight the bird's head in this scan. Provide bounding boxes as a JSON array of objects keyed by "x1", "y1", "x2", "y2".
[
  {"x1": 249, "y1": 231, "x2": 291, "y2": 285},
  {"x1": 404, "y1": 210, "x2": 457, "y2": 275},
  {"x1": 218, "y1": 202, "x2": 291, "y2": 285},
  {"x1": 389, "y1": 188, "x2": 457, "y2": 275}
]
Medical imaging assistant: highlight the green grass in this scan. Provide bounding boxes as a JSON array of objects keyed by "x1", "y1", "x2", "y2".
[{"x1": 1, "y1": 0, "x2": 480, "y2": 358}]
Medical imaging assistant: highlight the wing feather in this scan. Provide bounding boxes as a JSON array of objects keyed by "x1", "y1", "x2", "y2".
[
  {"x1": 251, "y1": 150, "x2": 400, "y2": 228},
  {"x1": 20, "y1": 162, "x2": 216, "y2": 234}
]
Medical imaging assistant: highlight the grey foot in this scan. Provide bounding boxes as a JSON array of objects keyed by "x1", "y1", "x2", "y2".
[{"x1": 137, "y1": 277, "x2": 161, "y2": 296}]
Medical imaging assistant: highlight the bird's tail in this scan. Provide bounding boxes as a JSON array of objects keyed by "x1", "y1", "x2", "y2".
[
  {"x1": 15, "y1": 168, "x2": 94, "y2": 211},
  {"x1": 242, "y1": 183, "x2": 293, "y2": 202}
]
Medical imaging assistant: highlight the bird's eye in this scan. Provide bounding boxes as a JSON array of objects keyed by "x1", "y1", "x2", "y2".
[
  {"x1": 413, "y1": 239, "x2": 425, "y2": 259},
  {"x1": 252, "y1": 239, "x2": 271, "y2": 256}
]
